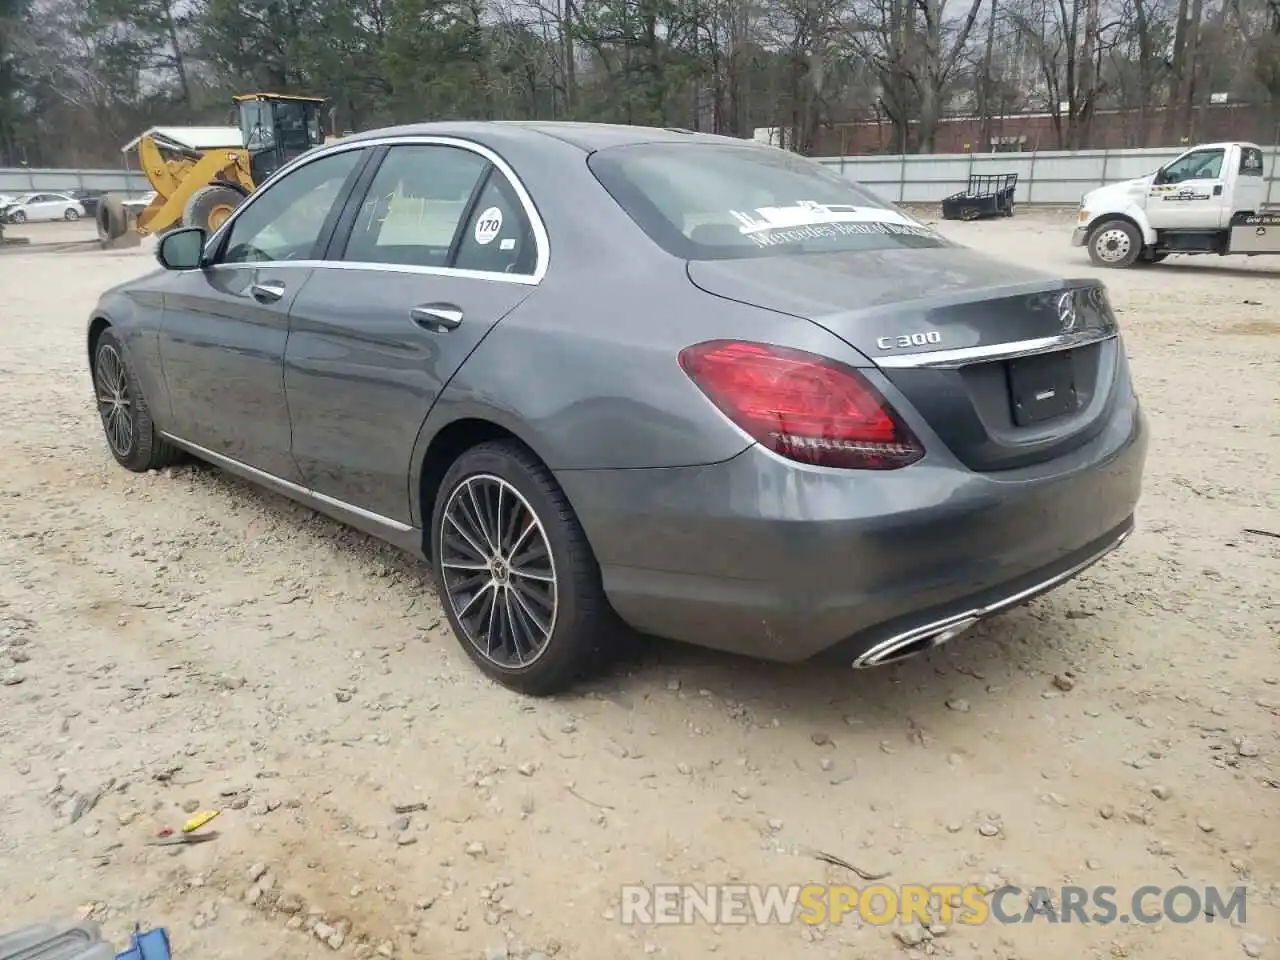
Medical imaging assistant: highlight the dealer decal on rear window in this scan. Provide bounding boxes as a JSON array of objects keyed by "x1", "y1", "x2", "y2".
[{"x1": 728, "y1": 201, "x2": 936, "y2": 248}]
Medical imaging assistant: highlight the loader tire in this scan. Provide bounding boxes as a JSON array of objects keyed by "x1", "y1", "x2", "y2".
[
  {"x1": 183, "y1": 185, "x2": 244, "y2": 233},
  {"x1": 96, "y1": 195, "x2": 128, "y2": 242}
]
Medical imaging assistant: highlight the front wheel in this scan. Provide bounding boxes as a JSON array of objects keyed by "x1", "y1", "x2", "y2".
[
  {"x1": 92, "y1": 328, "x2": 179, "y2": 473},
  {"x1": 8, "y1": 210, "x2": 25, "y2": 224},
  {"x1": 430, "y1": 440, "x2": 617, "y2": 696},
  {"x1": 1087, "y1": 219, "x2": 1142, "y2": 267}
]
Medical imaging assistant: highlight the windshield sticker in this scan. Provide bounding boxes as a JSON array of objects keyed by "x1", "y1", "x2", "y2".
[
  {"x1": 728, "y1": 201, "x2": 935, "y2": 247},
  {"x1": 474, "y1": 206, "x2": 503, "y2": 245}
]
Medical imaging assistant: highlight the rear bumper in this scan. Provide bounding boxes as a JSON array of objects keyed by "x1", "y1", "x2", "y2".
[{"x1": 558, "y1": 394, "x2": 1147, "y2": 665}]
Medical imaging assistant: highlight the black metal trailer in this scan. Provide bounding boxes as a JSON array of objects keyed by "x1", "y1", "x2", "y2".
[{"x1": 941, "y1": 173, "x2": 1018, "y2": 221}]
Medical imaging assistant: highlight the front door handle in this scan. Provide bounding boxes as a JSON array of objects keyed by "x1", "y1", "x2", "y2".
[
  {"x1": 250, "y1": 280, "x2": 286, "y2": 304},
  {"x1": 410, "y1": 304, "x2": 464, "y2": 332}
]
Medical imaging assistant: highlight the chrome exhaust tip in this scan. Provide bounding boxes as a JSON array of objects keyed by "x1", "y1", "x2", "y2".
[{"x1": 852, "y1": 616, "x2": 981, "y2": 669}]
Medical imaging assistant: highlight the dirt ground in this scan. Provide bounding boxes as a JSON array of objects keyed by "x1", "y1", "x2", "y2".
[{"x1": 1, "y1": 209, "x2": 1277, "y2": 960}]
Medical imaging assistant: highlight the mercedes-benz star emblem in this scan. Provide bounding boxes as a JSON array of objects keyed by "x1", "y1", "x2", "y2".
[{"x1": 1057, "y1": 290, "x2": 1078, "y2": 333}]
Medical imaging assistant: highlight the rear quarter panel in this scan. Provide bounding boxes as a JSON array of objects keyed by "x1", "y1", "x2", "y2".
[{"x1": 425, "y1": 263, "x2": 878, "y2": 474}]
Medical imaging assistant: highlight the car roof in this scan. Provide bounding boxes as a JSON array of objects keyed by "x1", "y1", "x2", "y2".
[{"x1": 335, "y1": 120, "x2": 753, "y2": 153}]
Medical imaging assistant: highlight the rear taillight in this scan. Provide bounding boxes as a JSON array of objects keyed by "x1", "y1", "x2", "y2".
[{"x1": 678, "y1": 340, "x2": 924, "y2": 470}]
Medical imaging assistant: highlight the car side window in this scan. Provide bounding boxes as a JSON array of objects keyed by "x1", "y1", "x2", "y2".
[
  {"x1": 221, "y1": 149, "x2": 363, "y2": 264},
  {"x1": 1162, "y1": 149, "x2": 1224, "y2": 183},
  {"x1": 453, "y1": 171, "x2": 537, "y2": 276},
  {"x1": 1240, "y1": 147, "x2": 1264, "y2": 177},
  {"x1": 343, "y1": 145, "x2": 489, "y2": 268}
]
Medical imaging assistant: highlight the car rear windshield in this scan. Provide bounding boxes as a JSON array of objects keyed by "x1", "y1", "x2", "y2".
[{"x1": 587, "y1": 141, "x2": 947, "y2": 260}]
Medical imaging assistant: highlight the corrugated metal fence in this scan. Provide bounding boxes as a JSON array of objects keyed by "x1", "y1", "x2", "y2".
[
  {"x1": 0, "y1": 167, "x2": 150, "y2": 196},
  {"x1": 5, "y1": 145, "x2": 1277, "y2": 206},
  {"x1": 817, "y1": 146, "x2": 1279, "y2": 206}
]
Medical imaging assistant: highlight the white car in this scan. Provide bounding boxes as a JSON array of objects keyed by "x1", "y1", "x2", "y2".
[{"x1": 2, "y1": 191, "x2": 87, "y2": 223}]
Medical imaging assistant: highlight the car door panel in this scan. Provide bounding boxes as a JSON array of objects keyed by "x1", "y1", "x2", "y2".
[
  {"x1": 156, "y1": 146, "x2": 367, "y2": 485},
  {"x1": 286, "y1": 270, "x2": 533, "y2": 522},
  {"x1": 160, "y1": 265, "x2": 311, "y2": 482},
  {"x1": 284, "y1": 140, "x2": 544, "y2": 524},
  {"x1": 1150, "y1": 148, "x2": 1227, "y2": 230}
]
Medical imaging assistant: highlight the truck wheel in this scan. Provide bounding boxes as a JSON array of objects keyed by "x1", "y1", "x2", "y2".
[
  {"x1": 96, "y1": 195, "x2": 128, "y2": 241},
  {"x1": 1088, "y1": 220, "x2": 1141, "y2": 267},
  {"x1": 183, "y1": 185, "x2": 244, "y2": 233}
]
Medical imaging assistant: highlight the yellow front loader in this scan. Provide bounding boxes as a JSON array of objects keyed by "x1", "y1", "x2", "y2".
[{"x1": 99, "y1": 93, "x2": 328, "y2": 244}]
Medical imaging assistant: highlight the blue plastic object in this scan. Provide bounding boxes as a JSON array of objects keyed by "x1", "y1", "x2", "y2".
[{"x1": 114, "y1": 927, "x2": 170, "y2": 960}]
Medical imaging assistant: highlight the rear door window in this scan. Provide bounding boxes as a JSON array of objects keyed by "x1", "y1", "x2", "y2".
[
  {"x1": 342, "y1": 145, "x2": 489, "y2": 268},
  {"x1": 588, "y1": 141, "x2": 945, "y2": 261}
]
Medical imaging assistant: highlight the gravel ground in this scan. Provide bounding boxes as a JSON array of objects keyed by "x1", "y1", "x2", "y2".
[{"x1": 1, "y1": 209, "x2": 1277, "y2": 960}]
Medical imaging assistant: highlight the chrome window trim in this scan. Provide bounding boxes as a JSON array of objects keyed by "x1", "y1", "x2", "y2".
[
  {"x1": 875, "y1": 328, "x2": 1117, "y2": 369},
  {"x1": 203, "y1": 134, "x2": 550, "y2": 285},
  {"x1": 159, "y1": 432, "x2": 414, "y2": 533},
  {"x1": 203, "y1": 258, "x2": 540, "y2": 286}
]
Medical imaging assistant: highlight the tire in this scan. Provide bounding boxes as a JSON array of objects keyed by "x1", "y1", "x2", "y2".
[
  {"x1": 64, "y1": 207, "x2": 80, "y2": 221},
  {"x1": 183, "y1": 184, "x2": 244, "y2": 233},
  {"x1": 430, "y1": 440, "x2": 617, "y2": 696},
  {"x1": 9, "y1": 210, "x2": 25, "y2": 224},
  {"x1": 1087, "y1": 219, "x2": 1142, "y2": 267},
  {"x1": 92, "y1": 327, "x2": 179, "y2": 473},
  {"x1": 96, "y1": 195, "x2": 128, "y2": 241}
]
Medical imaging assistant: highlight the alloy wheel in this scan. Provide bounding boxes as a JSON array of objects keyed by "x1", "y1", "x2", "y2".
[
  {"x1": 95, "y1": 344, "x2": 134, "y2": 456},
  {"x1": 439, "y1": 474, "x2": 558, "y2": 668}
]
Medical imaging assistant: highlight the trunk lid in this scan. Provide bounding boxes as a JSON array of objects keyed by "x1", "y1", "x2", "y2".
[{"x1": 686, "y1": 247, "x2": 1123, "y2": 473}]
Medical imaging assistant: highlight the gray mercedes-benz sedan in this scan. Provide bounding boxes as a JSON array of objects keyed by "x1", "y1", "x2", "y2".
[{"x1": 87, "y1": 121, "x2": 1148, "y2": 695}]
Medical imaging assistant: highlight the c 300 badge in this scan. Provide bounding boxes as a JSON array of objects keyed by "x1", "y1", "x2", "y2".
[{"x1": 876, "y1": 331, "x2": 942, "y2": 350}]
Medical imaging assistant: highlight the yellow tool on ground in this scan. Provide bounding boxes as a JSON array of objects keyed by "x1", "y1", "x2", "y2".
[
  {"x1": 181, "y1": 810, "x2": 220, "y2": 833},
  {"x1": 99, "y1": 93, "x2": 329, "y2": 244}
]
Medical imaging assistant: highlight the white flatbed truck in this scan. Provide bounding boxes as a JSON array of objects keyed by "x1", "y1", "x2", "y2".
[{"x1": 1072, "y1": 141, "x2": 1278, "y2": 267}]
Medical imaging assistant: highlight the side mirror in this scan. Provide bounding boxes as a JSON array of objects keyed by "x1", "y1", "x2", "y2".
[{"x1": 156, "y1": 226, "x2": 207, "y2": 270}]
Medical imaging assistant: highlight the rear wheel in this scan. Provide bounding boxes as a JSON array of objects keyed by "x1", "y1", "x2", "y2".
[
  {"x1": 430, "y1": 440, "x2": 616, "y2": 696},
  {"x1": 1088, "y1": 219, "x2": 1142, "y2": 267},
  {"x1": 183, "y1": 185, "x2": 244, "y2": 233},
  {"x1": 92, "y1": 327, "x2": 179, "y2": 473},
  {"x1": 64, "y1": 207, "x2": 80, "y2": 221}
]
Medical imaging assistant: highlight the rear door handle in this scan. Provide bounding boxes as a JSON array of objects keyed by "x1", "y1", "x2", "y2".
[
  {"x1": 250, "y1": 280, "x2": 286, "y2": 303},
  {"x1": 410, "y1": 304, "x2": 464, "y2": 332}
]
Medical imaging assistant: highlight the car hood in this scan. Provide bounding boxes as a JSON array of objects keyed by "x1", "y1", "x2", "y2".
[{"x1": 686, "y1": 245, "x2": 1089, "y2": 364}]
